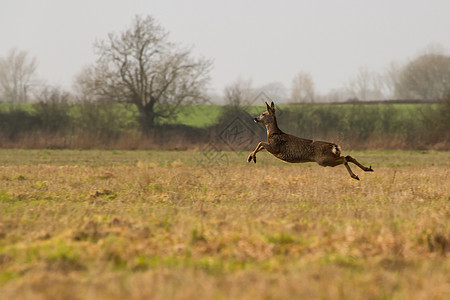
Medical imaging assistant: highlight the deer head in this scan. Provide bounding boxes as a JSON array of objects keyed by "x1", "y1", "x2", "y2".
[{"x1": 254, "y1": 101, "x2": 276, "y2": 124}]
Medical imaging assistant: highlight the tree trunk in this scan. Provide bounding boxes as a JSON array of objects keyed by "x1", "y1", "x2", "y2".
[{"x1": 137, "y1": 102, "x2": 156, "y2": 134}]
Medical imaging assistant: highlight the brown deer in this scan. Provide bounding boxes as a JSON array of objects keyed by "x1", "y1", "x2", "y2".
[{"x1": 247, "y1": 102, "x2": 373, "y2": 180}]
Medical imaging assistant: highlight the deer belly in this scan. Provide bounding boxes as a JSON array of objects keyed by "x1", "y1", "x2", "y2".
[{"x1": 275, "y1": 153, "x2": 312, "y2": 163}]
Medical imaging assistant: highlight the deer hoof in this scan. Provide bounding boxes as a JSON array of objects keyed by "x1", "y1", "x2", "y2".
[
  {"x1": 352, "y1": 175, "x2": 360, "y2": 181},
  {"x1": 367, "y1": 166, "x2": 374, "y2": 172},
  {"x1": 248, "y1": 153, "x2": 257, "y2": 163}
]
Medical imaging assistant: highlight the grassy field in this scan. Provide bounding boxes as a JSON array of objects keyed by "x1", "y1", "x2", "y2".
[{"x1": 0, "y1": 149, "x2": 449, "y2": 299}]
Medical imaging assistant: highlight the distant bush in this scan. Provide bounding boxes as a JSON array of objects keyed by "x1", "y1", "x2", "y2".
[
  {"x1": 34, "y1": 102, "x2": 72, "y2": 133},
  {"x1": 71, "y1": 103, "x2": 137, "y2": 141},
  {"x1": 277, "y1": 103, "x2": 447, "y2": 149},
  {"x1": 0, "y1": 108, "x2": 40, "y2": 140},
  {"x1": 210, "y1": 106, "x2": 266, "y2": 149},
  {"x1": 0, "y1": 102, "x2": 448, "y2": 150}
]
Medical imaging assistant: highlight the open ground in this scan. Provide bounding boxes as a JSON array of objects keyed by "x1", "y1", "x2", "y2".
[{"x1": 0, "y1": 149, "x2": 449, "y2": 299}]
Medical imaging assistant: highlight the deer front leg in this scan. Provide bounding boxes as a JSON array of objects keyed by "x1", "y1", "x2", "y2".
[
  {"x1": 247, "y1": 142, "x2": 269, "y2": 163},
  {"x1": 343, "y1": 161, "x2": 360, "y2": 181}
]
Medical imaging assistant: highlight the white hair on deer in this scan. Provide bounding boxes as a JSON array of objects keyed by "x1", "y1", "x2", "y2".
[{"x1": 332, "y1": 145, "x2": 341, "y2": 155}]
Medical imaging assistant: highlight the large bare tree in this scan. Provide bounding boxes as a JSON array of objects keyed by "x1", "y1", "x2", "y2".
[
  {"x1": 0, "y1": 48, "x2": 37, "y2": 103},
  {"x1": 394, "y1": 53, "x2": 450, "y2": 100},
  {"x1": 80, "y1": 15, "x2": 212, "y2": 130}
]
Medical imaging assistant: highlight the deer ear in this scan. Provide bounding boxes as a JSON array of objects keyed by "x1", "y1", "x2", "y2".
[
  {"x1": 268, "y1": 101, "x2": 275, "y2": 114},
  {"x1": 265, "y1": 102, "x2": 271, "y2": 111}
]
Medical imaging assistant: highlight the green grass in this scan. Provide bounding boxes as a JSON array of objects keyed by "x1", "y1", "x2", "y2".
[
  {"x1": 0, "y1": 102, "x2": 439, "y2": 128},
  {"x1": 165, "y1": 103, "x2": 440, "y2": 129},
  {"x1": 165, "y1": 105, "x2": 224, "y2": 127},
  {"x1": 0, "y1": 103, "x2": 34, "y2": 112},
  {"x1": 0, "y1": 148, "x2": 446, "y2": 168}
]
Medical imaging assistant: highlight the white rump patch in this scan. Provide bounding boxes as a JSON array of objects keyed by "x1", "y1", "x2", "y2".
[{"x1": 332, "y1": 145, "x2": 341, "y2": 155}]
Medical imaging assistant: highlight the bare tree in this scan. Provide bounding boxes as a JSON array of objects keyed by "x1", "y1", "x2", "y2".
[
  {"x1": 381, "y1": 62, "x2": 403, "y2": 100},
  {"x1": 73, "y1": 66, "x2": 104, "y2": 103},
  {"x1": 223, "y1": 77, "x2": 253, "y2": 107},
  {"x1": 346, "y1": 66, "x2": 385, "y2": 101},
  {"x1": 319, "y1": 88, "x2": 352, "y2": 103},
  {"x1": 259, "y1": 81, "x2": 287, "y2": 103},
  {"x1": 0, "y1": 48, "x2": 37, "y2": 103},
  {"x1": 35, "y1": 85, "x2": 72, "y2": 104},
  {"x1": 79, "y1": 15, "x2": 212, "y2": 130},
  {"x1": 394, "y1": 51, "x2": 450, "y2": 100},
  {"x1": 290, "y1": 72, "x2": 315, "y2": 103}
]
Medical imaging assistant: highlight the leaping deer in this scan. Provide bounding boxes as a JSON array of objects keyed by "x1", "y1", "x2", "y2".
[{"x1": 248, "y1": 102, "x2": 373, "y2": 180}]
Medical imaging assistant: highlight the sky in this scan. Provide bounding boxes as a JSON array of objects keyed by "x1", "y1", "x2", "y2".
[{"x1": 1, "y1": 0, "x2": 450, "y2": 100}]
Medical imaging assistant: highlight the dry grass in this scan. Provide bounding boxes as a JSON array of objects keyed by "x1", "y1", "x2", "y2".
[{"x1": 0, "y1": 150, "x2": 449, "y2": 299}]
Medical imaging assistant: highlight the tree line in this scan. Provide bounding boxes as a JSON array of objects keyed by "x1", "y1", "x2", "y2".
[
  {"x1": 0, "y1": 99, "x2": 448, "y2": 150},
  {"x1": 1, "y1": 15, "x2": 450, "y2": 134}
]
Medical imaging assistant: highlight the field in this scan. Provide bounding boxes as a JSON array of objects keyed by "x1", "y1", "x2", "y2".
[{"x1": 0, "y1": 149, "x2": 449, "y2": 299}]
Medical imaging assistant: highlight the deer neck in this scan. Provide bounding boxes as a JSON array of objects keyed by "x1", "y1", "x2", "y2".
[{"x1": 265, "y1": 118, "x2": 283, "y2": 137}]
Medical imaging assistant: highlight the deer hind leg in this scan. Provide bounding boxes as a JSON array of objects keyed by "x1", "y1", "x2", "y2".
[
  {"x1": 345, "y1": 155, "x2": 374, "y2": 172},
  {"x1": 319, "y1": 156, "x2": 360, "y2": 180}
]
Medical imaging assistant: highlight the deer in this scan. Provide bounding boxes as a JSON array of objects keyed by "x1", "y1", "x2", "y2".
[{"x1": 247, "y1": 102, "x2": 373, "y2": 180}]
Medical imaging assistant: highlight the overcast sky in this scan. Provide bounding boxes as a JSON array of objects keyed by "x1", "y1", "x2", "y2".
[{"x1": 1, "y1": 0, "x2": 449, "y2": 98}]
